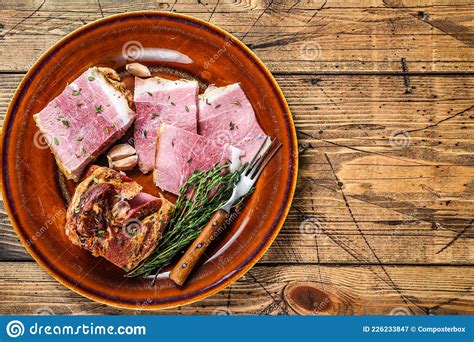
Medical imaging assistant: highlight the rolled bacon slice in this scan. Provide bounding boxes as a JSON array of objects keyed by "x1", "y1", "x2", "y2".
[
  {"x1": 133, "y1": 76, "x2": 199, "y2": 174},
  {"x1": 197, "y1": 83, "x2": 267, "y2": 164},
  {"x1": 154, "y1": 124, "x2": 241, "y2": 195},
  {"x1": 33, "y1": 67, "x2": 135, "y2": 181},
  {"x1": 65, "y1": 166, "x2": 174, "y2": 271}
]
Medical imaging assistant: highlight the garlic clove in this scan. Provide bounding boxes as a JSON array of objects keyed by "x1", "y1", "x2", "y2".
[
  {"x1": 107, "y1": 154, "x2": 114, "y2": 169},
  {"x1": 111, "y1": 155, "x2": 138, "y2": 171},
  {"x1": 108, "y1": 144, "x2": 136, "y2": 161},
  {"x1": 126, "y1": 63, "x2": 151, "y2": 77}
]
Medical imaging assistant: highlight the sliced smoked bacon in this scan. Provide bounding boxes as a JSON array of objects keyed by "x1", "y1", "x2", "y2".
[
  {"x1": 154, "y1": 124, "x2": 241, "y2": 195},
  {"x1": 133, "y1": 76, "x2": 199, "y2": 173},
  {"x1": 198, "y1": 83, "x2": 267, "y2": 164},
  {"x1": 34, "y1": 67, "x2": 135, "y2": 181}
]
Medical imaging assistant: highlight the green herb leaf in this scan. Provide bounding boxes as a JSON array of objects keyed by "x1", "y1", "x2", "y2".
[
  {"x1": 88, "y1": 76, "x2": 95, "y2": 81},
  {"x1": 125, "y1": 164, "x2": 249, "y2": 279},
  {"x1": 170, "y1": 102, "x2": 176, "y2": 106},
  {"x1": 95, "y1": 105, "x2": 103, "y2": 113},
  {"x1": 185, "y1": 105, "x2": 189, "y2": 112},
  {"x1": 61, "y1": 119, "x2": 70, "y2": 127},
  {"x1": 53, "y1": 138, "x2": 59, "y2": 145},
  {"x1": 105, "y1": 127, "x2": 110, "y2": 135},
  {"x1": 147, "y1": 92, "x2": 153, "y2": 97},
  {"x1": 75, "y1": 136, "x2": 83, "y2": 141},
  {"x1": 72, "y1": 89, "x2": 81, "y2": 96},
  {"x1": 143, "y1": 129, "x2": 147, "y2": 138}
]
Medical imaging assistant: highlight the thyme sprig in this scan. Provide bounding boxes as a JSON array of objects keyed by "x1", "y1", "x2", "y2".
[{"x1": 125, "y1": 164, "x2": 245, "y2": 278}]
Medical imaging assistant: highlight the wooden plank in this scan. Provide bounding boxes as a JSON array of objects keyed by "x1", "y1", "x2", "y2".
[
  {"x1": 0, "y1": 262, "x2": 472, "y2": 314},
  {"x1": 1, "y1": 73, "x2": 473, "y2": 264},
  {"x1": 0, "y1": 1, "x2": 473, "y2": 72}
]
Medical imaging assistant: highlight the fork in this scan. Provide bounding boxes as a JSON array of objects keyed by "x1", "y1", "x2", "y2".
[{"x1": 169, "y1": 137, "x2": 282, "y2": 286}]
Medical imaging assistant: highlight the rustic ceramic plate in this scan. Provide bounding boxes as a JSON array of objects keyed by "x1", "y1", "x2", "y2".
[{"x1": 1, "y1": 12, "x2": 297, "y2": 309}]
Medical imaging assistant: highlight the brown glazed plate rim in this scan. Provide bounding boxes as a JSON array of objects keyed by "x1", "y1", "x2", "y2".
[{"x1": 1, "y1": 11, "x2": 298, "y2": 309}]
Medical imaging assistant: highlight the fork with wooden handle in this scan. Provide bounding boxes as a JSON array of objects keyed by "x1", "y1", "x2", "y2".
[{"x1": 169, "y1": 137, "x2": 282, "y2": 286}]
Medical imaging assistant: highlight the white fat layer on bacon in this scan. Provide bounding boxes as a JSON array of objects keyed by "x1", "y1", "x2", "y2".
[
  {"x1": 228, "y1": 145, "x2": 242, "y2": 172},
  {"x1": 88, "y1": 68, "x2": 132, "y2": 126},
  {"x1": 199, "y1": 83, "x2": 240, "y2": 102},
  {"x1": 134, "y1": 76, "x2": 198, "y2": 102}
]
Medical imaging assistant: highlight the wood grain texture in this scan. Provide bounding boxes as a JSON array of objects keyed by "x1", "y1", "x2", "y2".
[
  {"x1": 0, "y1": 1, "x2": 473, "y2": 315},
  {"x1": 0, "y1": 0, "x2": 474, "y2": 72},
  {"x1": 0, "y1": 262, "x2": 472, "y2": 315},
  {"x1": 1, "y1": 74, "x2": 472, "y2": 265}
]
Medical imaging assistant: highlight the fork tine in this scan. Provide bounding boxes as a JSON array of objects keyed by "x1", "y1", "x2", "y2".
[
  {"x1": 251, "y1": 143, "x2": 282, "y2": 180},
  {"x1": 245, "y1": 136, "x2": 270, "y2": 176},
  {"x1": 247, "y1": 138, "x2": 276, "y2": 178}
]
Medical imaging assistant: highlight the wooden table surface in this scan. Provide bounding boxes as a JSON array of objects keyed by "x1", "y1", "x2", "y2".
[{"x1": 0, "y1": 0, "x2": 473, "y2": 315}]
